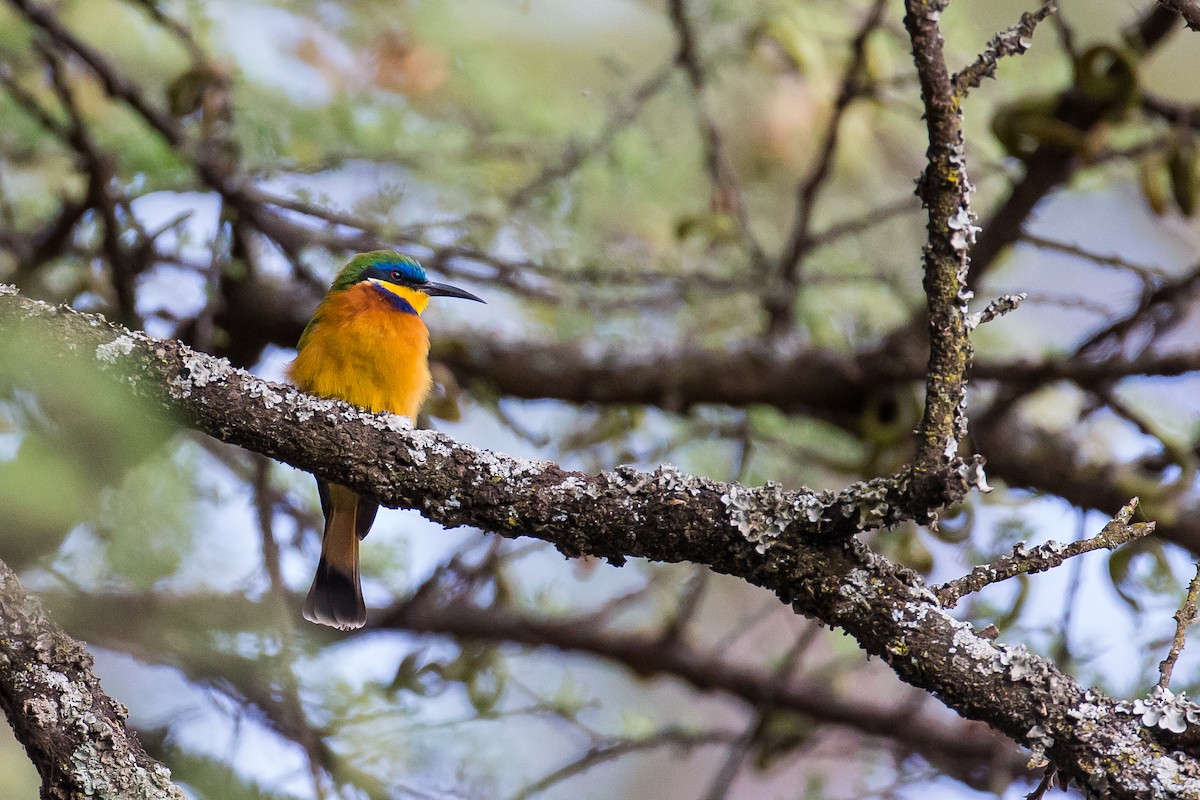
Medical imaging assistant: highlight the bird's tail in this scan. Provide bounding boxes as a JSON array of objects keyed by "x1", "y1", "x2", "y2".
[{"x1": 304, "y1": 483, "x2": 367, "y2": 630}]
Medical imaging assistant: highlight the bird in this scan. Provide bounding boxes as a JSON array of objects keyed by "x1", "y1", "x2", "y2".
[{"x1": 288, "y1": 250, "x2": 484, "y2": 629}]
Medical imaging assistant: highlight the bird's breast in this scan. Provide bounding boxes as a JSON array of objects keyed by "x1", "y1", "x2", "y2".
[{"x1": 288, "y1": 285, "x2": 433, "y2": 418}]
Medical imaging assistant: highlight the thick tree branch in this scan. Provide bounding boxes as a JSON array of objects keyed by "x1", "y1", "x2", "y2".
[
  {"x1": 434, "y1": 329, "x2": 1200, "y2": 412},
  {"x1": 0, "y1": 286, "x2": 946, "y2": 545},
  {"x1": 1158, "y1": 0, "x2": 1200, "y2": 31},
  {"x1": 0, "y1": 558, "x2": 185, "y2": 799},
  {"x1": 2, "y1": 287, "x2": 1199, "y2": 797}
]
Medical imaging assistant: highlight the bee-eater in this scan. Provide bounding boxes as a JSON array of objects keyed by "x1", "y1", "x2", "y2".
[{"x1": 288, "y1": 250, "x2": 484, "y2": 629}]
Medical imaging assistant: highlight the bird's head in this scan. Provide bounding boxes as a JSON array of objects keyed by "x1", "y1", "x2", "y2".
[{"x1": 331, "y1": 250, "x2": 484, "y2": 314}]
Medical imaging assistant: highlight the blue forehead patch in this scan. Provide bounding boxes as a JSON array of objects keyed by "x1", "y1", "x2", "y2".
[{"x1": 382, "y1": 259, "x2": 427, "y2": 284}]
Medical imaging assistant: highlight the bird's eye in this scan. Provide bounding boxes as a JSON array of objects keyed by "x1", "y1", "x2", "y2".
[{"x1": 389, "y1": 270, "x2": 402, "y2": 282}]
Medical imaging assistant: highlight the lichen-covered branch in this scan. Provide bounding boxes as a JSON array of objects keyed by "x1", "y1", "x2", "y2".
[
  {"x1": 953, "y1": 2, "x2": 1056, "y2": 98},
  {"x1": 935, "y1": 498, "x2": 1155, "y2": 608},
  {"x1": 0, "y1": 558, "x2": 186, "y2": 800},
  {"x1": 1158, "y1": 558, "x2": 1200, "y2": 690},
  {"x1": 0, "y1": 286, "x2": 952, "y2": 551},
  {"x1": 3, "y1": 287, "x2": 1200, "y2": 796},
  {"x1": 901, "y1": 0, "x2": 979, "y2": 507}
]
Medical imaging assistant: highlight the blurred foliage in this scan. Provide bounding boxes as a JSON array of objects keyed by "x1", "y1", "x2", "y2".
[
  {"x1": 0, "y1": 717, "x2": 39, "y2": 799},
  {"x1": 0, "y1": 321, "x2": 178, "y2": 569}
]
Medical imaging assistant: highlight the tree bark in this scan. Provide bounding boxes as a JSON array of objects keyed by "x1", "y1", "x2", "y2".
[
  {"x1": 2, "y1": 285, "x2": 1199, "y2": 797},
  {"x1": 0, "y1": 558, "x2": 186, "y2": 799}
]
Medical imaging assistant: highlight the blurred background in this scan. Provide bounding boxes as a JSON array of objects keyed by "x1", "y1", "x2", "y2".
[{"x1": 3, "y1": 0, "x2": 1200, "y2": 797}]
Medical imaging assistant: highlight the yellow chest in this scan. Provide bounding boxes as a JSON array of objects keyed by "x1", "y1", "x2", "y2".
[{"x1": 288, "y1": 284, "x2": 433, "y2": 418}]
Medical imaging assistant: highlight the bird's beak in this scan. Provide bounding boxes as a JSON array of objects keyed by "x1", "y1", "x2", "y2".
[{"x1": 422, "y1": 281, "x2": 485, "y2": 303}]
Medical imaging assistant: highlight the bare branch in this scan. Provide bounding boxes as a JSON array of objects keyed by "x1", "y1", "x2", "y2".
[
  {"x1": 772, "y1": 0, "x2": 890, "y2": 334},
  {"x1": 513, "y1": 728, "x2": 738, "y2": 800},
  {"x1": 510, "y1": 65, "x2": 674, "y2": 207},
  {"x1": 666, "y1": 0, "x2": 767, "y2": 272}
]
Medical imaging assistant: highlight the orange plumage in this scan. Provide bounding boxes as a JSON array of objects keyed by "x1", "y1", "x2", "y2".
[
  {"x1": 290, "y1": 282, "x2": 433, "y2": 418},
  {"x1": 288, "y1": 251, "x2": 483, "y2": 629}
]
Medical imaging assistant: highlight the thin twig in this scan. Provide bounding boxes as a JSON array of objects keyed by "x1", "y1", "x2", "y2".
[
  {"x1": 251, "y1": 456, "x2": 332, "y2": 800},
  {"x1": 935, "y1": 498, "x2": 1155, "y2": 608},
  {"x1": 666, "y1": 0, "x2": 766, "y2": 272},
  {"x1": 772, "y1": 0, "x2": 890, "y2": 335},
  {"x1": 1157, "y1": 559, "x2": 1200, "y2": 689},
  {"x1": 952, "y1": 1, "x2": 1056, "y2": 98},
  {"x1": 511, "y1": 728, "x2": 738, "y2": 800},
  {"x1": 1020, "y1": 233, "x2": 1169, "y2": 282},
  {"x1": 510, "y1": 65, "x2": 674, "y2": 207}
]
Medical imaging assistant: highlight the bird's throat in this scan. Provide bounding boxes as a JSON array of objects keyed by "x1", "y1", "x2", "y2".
[{"x1": 371, "y1": 281, "x2": 429, "y2": 315}]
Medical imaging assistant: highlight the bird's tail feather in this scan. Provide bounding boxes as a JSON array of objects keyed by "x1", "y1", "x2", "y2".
[{"x1": 304, "y1": 484, "x2": 367, "y2": 629}]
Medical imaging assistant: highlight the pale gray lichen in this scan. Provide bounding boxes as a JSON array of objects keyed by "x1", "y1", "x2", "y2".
[
  {"x1": 1132, "y1": 686, "x2": 1200, "y2": 734},
  {"x1": 556, "y1": 475, "x2": 587, "y2": 493},
  {"x1": 943, "y1": 434, "x2": 958, "y2": 461},
  {"x1": 1027, "y1": 723, "x2": 1054, "y2": 751},
  {"x1": 947, "y1": 622, "x2": 1007, "y2": 674},
  {"x1": 95, "y1": 335, "x2": 138, "y2": 364},
  {"x1": 1068, "y1": 698, "x2": 1107, "y2": 727},
  {"x1": 959, "y1": 455, "x2": 993, "y2": 493},
  {"x1": 382, "y1": 414, "x2": 412, "y2": 432},
  {"x1": 0, "y1": 283, "x2": 18, "y2": 296},
  {"x1": 1042, "y1": 539, "x2": 1067, "y2": 555},
  {"x1": 795, "y1": 494, "x2": 823, "y2": 523},
  {"x1": 893, "y1": 601, "x2": 936, "y2": 630},
  {"x1": 837, "y1": 480, "x2": 895, "y2": 532},
  {"x1": 246, "y1": 381, "x2": 284, "y2": 409},
  {"x1": 556, "y1": 474, "x2": 604, "y2": 500},
  {"x1": 406, "y1": 427, "x2": 455, "y2": 468},
  {"x1": 720, "y1": 481, "x2": 821, "y2": 553},
  {"x1": 837, "y1": 568, "x2": 876, "y2": 610},
  {"x1": 947, "y1": 205, "x2": 981, "y2": 250},
  {"x1": 170, "y1": 352, "x2": 234, "y2": 398},
  {"x1": 998, "y1": 643, "x2": 1035, "y2": 680},
  {"x1": 608, "y1": 464, "x2": 653, "y2": 495}
]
